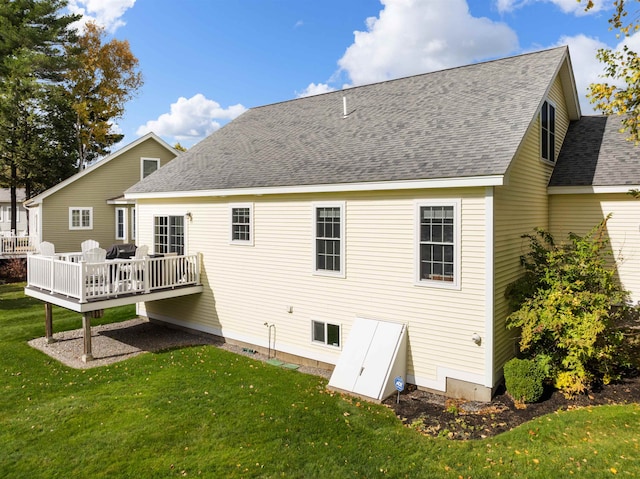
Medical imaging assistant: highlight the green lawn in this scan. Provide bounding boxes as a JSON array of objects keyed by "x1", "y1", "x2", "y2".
[{"x1": 1, "y1": 283, "x2": 638, "y2": 478}]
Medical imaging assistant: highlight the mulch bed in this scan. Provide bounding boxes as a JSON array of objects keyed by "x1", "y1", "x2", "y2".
[{"x1": 383, "y1": 373, "x2": 640, "y2": 440}]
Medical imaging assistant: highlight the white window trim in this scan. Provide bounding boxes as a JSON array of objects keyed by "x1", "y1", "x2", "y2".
[
  {"x1": 229, "y1": 203, "x2": 254, "y2": 245},
  {"x1": 141, "y1": 157, "x2": 161, "y2": 180},
  {"x1": 540, "y1": 99, "x2": 557, "y2": 165},
  {"x1": 131, "y1": 207, "x2": 136, "y2": 241},
  {"x1": 310, "y1": 320, "x2": 342, "y2": 349},
  {"x1": 312, "y1": 201, "x2": 346, "y2": 278},
  {"x1": 115, "y1": 207, "x2": 128, "y2": 241},
  {"x1": 414, "y1": 199, "x2": 461, "y2": 290},
  {"x1": 69, "y1": 207, "x2": 93, "y2": 230}
]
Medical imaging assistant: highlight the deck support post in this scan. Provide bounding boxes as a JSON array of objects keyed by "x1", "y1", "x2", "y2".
[
  {"x1": 44, "y1": 303, "x2": 55, "y2": 344},
  {"x1": 81, "y1": 313, "x2": 93, "y2": 362}
]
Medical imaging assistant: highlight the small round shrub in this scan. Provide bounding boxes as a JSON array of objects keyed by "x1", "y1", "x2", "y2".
[{"x1": 504, "y1": 357, "x2": 546, "y2": 404}]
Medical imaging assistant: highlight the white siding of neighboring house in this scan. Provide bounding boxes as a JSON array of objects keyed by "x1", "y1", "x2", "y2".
[
  {"x1": 0, "y1": 199, "x2": 28, "y2": 234},
  {"x1": 137, "y1": 188, "x2": 490, "y2": 394},
  {"x1": 550, "y1": 193, "x2": 640, "y2": 304}
]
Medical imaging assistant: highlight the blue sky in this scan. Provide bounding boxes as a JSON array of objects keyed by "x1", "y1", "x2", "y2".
[{"x1": 67, "y1": 0, "x2": 632, "y2": 149}]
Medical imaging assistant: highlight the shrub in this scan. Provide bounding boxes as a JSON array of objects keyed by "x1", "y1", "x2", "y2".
[
  {"x1": 0, "y1": 258, "x2": 27, "y2": 283},
  {"x1": 505, "y1": 218, "x2": 632, "y2": 398},
  {"x1": 503, "y1": 357, "x2": 546, "y2": 404}
]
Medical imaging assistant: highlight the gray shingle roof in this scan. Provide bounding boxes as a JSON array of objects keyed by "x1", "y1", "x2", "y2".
[
  {"x1": 550, "y1": 115, "x2": 640, "y2": 187},
  {"x1": 128, "y1": 47, "x2": 569, "y2": 195}
]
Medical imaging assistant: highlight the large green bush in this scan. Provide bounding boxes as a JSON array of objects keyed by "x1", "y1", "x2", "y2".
[
  {"x1": 505, "y1": 218, "x2": 632, "y2": 397},
  {"x1": 503, "y1": 357, "x2": 546, "y2": 404}
]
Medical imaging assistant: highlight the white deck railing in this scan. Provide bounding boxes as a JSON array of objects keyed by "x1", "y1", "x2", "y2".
[
  {"x1": 27, "y1": 253, "x2": 202, "y2": 303},
  {"x1": 0, "y1": 235, "x2": 36, "y2": 256}
]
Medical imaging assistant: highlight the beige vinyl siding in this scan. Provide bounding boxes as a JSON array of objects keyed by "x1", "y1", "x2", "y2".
[
  {"x1": 550, "y1": 193, "x2": 640, "y2": 303},
  {"x1": 138, "y1": 188, "x2": 489, "y2": 391},
  {"x1": 492, "y1": 74, "x2": 571, "y2": 385},
  {"x1": 41, "y1": 138, "x2": 175, "y2": 252}
]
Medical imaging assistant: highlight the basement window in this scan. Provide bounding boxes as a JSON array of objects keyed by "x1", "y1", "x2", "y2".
[{"x1": 312, "y1": 320, "x2": 341, "y2": 348}]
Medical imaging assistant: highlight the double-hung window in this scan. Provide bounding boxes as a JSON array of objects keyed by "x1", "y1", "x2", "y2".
[
  {"x1": 230, "y1": 204, "x2": 253, "y2": 245},
  {"x1": 416, "y1": 200, "x2": 460, "y2": 288},
  {"x1": 69, "y1": 207, "x2": 93, "y2": 230},
  {"x1": 115, "y1": 208, "x2": 127, "y2": 240},
  {"x1": 541, "y1": 100, "x2": 556, "y2": 162},
  {"x1": 314, "y1": 202, "x2": 345, "y2": 276},
  {"x1": 154, "y1": 215, "x2": 184, "y2": 255}
]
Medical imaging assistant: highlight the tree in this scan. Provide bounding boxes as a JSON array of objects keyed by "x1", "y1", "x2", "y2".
[
  {"x1": 505, "y1": 219, "x2": 631, "y2": 397},
  {"x1": 65, "y1": 21, "x2": 143, "y2": 170},
  {"x1": 584, "y1": 0, "x2": 640, "y2": 141},
  {"x1": 0, "y1": 0, "x2": 78, "y2": 232}
]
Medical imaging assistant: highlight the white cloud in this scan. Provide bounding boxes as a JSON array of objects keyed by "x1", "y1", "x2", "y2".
[
  {"x1": 337, "y1": 0, "x2": 519, "y2": 86},
  {"x1": 296, "y1": 83, "x2": 336, "y2": 98},
  {"x1": 136, "y1": 94, "x2": 247, "y2": 143},
  {"x1": 554, "y1": 34, "x2": 608, "y2": 113},
  {"x1": 497, "y1": 0, "x2": 607, "y2": 15},
  {"x1": 68, "y1": 0, "x2": 136, "y2": 33}
]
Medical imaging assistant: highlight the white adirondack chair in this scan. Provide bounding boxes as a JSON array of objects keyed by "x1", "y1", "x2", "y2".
[
  {"x1": 39, "y1": 241, "x2": 56, "y2": 257},
  {"x1": 81, "y1": 239, "x2": 100, "y2": 253}
]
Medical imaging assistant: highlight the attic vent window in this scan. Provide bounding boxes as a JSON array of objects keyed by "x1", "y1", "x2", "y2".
[{"x1": 541, "y1": 100, "x2": 556, "y2": 162}]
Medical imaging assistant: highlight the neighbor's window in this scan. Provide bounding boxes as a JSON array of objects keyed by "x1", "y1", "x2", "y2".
[
  {"x1": 314, "y1": 202, "x2": 344, "y2": 275},
  {"x1": 417, "y1": 201, "x2": 459, "y2": 286},
  {"x1": 230, "y1": 204, "x2": 253, "y2": 244},
  {"x1": 541, "y1": 100, "x2": 556, "y2": 162},
  {"x1": 141, "y1": 157, "x2": 160, "y2": 179},
  {"x1": 312, "y1": 320, "x2": 341, "y2": 347},
  {"x1": 115, "y1": 207, "x2": 127, "y2": 240},
  {"x1": 69, "y1": 207, "x2": 93, "y2": 230},
  {"x1": 154, "y1": 215, "x2": 184, "y2": 255}
]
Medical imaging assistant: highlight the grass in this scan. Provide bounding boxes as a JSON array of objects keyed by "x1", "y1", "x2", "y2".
[{"x1": 1, "y1": 283, "x2": 639, "y2": 478}]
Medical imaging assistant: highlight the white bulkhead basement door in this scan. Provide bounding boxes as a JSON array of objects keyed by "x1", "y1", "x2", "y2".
[{"x1": 328, "y1": 317, "x2": 407, "y2": 402}]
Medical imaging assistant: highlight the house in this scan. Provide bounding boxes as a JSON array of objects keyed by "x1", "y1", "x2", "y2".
[
  {"x1": 0, "y1": 187, "x2": 28, "y2": 235},
  {"x1": 549, "y1": 115, "x2": 640, "y2": 304},
  {"x1": 123, "y1": 46, "x2": 587, "y2": 402},
  {"x1": 24, "y1": 133, "x2": 179, "y2": 253}
]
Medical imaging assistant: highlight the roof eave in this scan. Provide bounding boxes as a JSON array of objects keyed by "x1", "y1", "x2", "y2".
[
  {"x1": 126, "y1": 175, "x2": 505, "y2": 200},
  {"x1": 548, "y1": 185, "x2": 640, "y2": 194}
]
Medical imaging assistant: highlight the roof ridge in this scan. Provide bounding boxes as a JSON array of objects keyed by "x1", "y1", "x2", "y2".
[{"x1": 251, "y1": 46, "x2": 568, "y2": 111}]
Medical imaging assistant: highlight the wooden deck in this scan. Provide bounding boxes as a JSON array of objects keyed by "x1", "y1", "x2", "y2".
[{"x1": 24, "y1": 253, "x2": 204, "y2": 313}]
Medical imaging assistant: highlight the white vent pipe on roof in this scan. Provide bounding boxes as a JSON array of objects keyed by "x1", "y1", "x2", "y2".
[{"x1": 343, "y1": 96, "x2": 347, "y2": 118}]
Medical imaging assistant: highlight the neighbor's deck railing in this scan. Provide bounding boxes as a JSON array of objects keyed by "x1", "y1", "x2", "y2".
[
  {"x1": 0, "y1": 234, "x2": 36, "y2": 256},
  {"x1": 27, "y1": 253, "x2": 202, "y2": 303}
]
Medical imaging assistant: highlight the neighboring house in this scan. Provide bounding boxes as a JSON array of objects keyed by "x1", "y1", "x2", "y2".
[
  {"x1": 24, "y1": 133, "x2": 179, "y2": 253},
  {"x1": 549, "y1": 115, "x2": 640, "y2": 304},
  {"x1": 0, "y1": 188, "x2": 28, "y2": 235}
]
